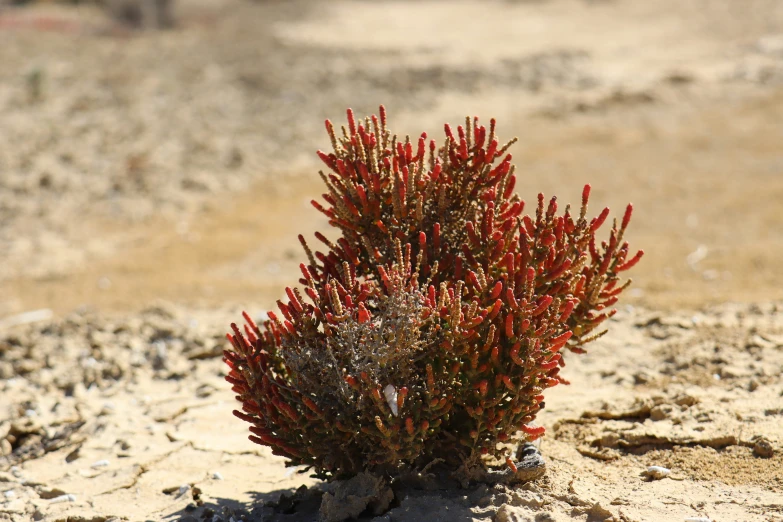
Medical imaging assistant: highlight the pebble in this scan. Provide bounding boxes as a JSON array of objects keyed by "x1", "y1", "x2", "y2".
[
  {"x1": 3, "y1": 490, "x2": 16, "y2": 499},
  {"x1": 91, "y1": 459, "x2": 110, "y2": 468},
  {"x1": 753, "y1": 438, "x2": 774, "y2": 458},
  {"x1": 49, "y1": 494, "x2": 76, "y2": 504},
  {"x1": 643, "y1": 465, "x2": 671, "y2": 480},
  {"x1": 211, "y1": 471, "x2": 224, "y2": 480}
]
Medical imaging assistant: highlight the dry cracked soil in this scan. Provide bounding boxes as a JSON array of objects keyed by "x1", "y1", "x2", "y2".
[{"x1": 1, "y1": 1, "x2": 782, "y2": 521}]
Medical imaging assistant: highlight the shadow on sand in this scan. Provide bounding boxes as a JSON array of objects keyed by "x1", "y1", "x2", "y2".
[{"x1": 161, "y1": 480, "x2": 491, "y2": 522}]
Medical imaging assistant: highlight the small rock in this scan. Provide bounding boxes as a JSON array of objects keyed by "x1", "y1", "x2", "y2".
[
  {"x1": 673, "y1": 394, "x2": 698, "y2": 407},
  {"x1": 753, "y1": 437, "x2": 774, "y2": 458},
  {"x1": 91, "y1": 459, "x2": 110, "y2": 468},
  {"x1": 211, "y1": 471, "x2": 224, "y2": 480},
  {"x1": 642, "y1": 465, "x2": 671, "y2": 480},
  {"x1": 319, "y1": 472, "x2": 394, "y2": 522},
  {"x1": 0, "y1": 439, "x2": 11, "y2": 456},
  {"x1": 49, "y1": 493, "x2": 76, "y2": 503}
]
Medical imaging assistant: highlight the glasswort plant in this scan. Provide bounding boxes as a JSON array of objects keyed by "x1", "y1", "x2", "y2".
[{"x1": 224, "y1": 107, "x2": 643, "y2": 480}]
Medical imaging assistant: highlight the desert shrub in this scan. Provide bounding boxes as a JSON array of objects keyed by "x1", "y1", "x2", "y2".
[{"x1": 224, "y1": 107, "x2": 642, "y2": 479}]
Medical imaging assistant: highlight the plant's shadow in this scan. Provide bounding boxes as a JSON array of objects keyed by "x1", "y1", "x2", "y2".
[
  {"x1": 162, "y1": 480, "x2": 493, "y2": 522},
  {"x1": 161, "y1": 485, "x2": 322, "y2": 521}
]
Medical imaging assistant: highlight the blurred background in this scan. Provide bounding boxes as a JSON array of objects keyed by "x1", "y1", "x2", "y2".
[{"x1": 1, "y1": 0, "x2": 782, "y2": 318}]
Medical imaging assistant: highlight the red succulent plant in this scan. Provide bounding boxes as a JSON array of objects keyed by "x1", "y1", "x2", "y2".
[{"x1": 223, "y1": 107, "x2": 642, "y2": 479}]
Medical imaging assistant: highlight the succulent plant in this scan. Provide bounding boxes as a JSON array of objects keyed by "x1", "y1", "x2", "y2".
[{"x1": 224, "y1": 107, "x2": 642, "y2": 480}]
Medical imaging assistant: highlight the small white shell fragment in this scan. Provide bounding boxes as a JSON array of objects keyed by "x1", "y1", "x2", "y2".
[
  {"x1": 0, "y1": 309, "x2": 52, "y2": 328},
  {"x1": 644, "y1": 465, "x2": 671, "y2": 480},
  {"x1": 211, "y1": 471, "x2": 224, "y2": 480},
  {"x1": 3, "y1": 490, "x2": 16, "y2": 499},
  {"x1": 383, "y1": 384, "x2": 398, "y2": 417},
  {"x1": 50, "y1": 494, "x2": 76, "y2": 504},
  {"x1": 91, "y1": 460, "x2": 110, "y2": 468},
  {"x1": 684, "y1": 518, "x2": 711, "y2": 522}
]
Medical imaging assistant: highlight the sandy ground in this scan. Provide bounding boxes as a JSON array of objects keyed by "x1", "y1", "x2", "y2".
[{"x1": 1, "y1": 0, "x2": 782, "y2": 520}]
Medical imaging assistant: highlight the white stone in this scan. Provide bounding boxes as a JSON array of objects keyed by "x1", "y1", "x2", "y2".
[
  {"x1": 49, "y1": 494, "x2": 76, "y2": 504},
  {"x1": 383, "y1": 384, "x2": 398, "y2": 417},
  {"x1": 644, "y1": 465, "x2": 671, "y2": 480}
]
